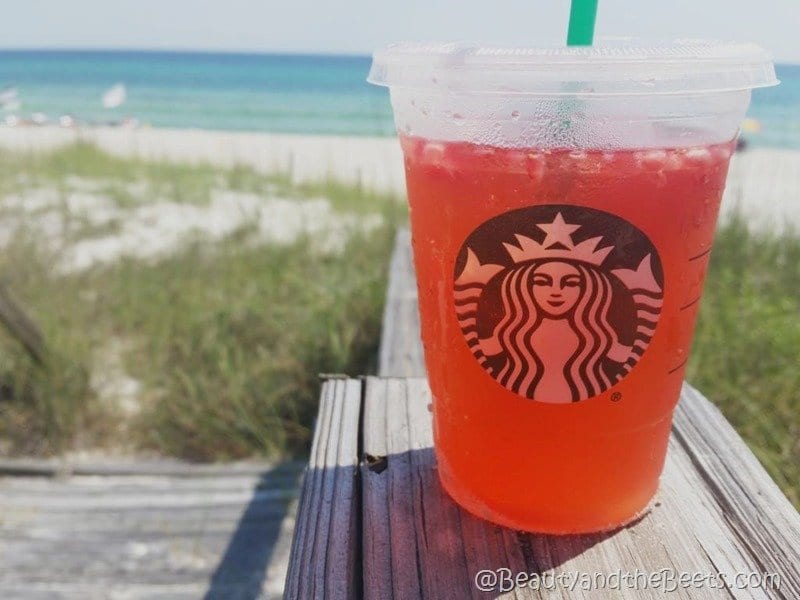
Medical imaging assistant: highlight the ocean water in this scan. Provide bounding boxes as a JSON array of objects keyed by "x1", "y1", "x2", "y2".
[{"x1": 0, "y1": 50, "x2": 797, "y2": 149}]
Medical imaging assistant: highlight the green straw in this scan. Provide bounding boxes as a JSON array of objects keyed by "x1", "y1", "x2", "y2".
[
  {"x1": 558, "y1": 0, "x2": 598, "y2": 143},
  {"x1": 567, "y1": 0, "x2": 599, "y2": 46}
]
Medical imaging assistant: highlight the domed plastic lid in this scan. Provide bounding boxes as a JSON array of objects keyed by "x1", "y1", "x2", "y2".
[{"x1": 368, "y1": 39, "x2": 778, "y2": 95}]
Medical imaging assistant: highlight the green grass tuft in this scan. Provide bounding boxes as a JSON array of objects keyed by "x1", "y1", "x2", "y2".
[
  {"x1": 688, "y1": 215, "x2": 800, "y2": 507},
  {"x1": 0, "y1": 143, "x2": 403, "y2": 460},
  {"x1": 113, "y1": 228, "x2": 394, "y2": 460}
]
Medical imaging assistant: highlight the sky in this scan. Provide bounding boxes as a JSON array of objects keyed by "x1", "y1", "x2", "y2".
[{"x1": 1, "y1": 0, "x2": 799, "y2": 63}]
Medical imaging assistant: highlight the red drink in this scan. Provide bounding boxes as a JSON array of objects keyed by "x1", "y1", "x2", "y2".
[
  {"x1": 403, "y1": 136, "x2": 734, "y2": 533},
  {"x1": 370, "y1": 39, "x2": 775, "y2": 533}
]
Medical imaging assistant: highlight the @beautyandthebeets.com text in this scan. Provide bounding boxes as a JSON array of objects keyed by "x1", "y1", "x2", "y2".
[{"x1": 473, "y1": 568, "x2": 782, "y2": 593}]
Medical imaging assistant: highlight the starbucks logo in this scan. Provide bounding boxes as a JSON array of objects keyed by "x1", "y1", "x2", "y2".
[{"x1": 454, "y1": 205, "x2": 664, "y2": 403}]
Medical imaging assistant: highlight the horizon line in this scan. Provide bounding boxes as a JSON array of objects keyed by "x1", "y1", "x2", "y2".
[
  {"x1": 0, "y1": 46, "x2": 372, "y2": 59},
  {"x1": 0, "y1": 46, "x2": 798, "y2": 65}
]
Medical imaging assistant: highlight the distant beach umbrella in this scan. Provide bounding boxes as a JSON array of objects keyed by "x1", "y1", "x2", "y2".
[
  {"x1": 0, "y1": 86, "x2": 20, "y2": 111},
  {"x1": 741, "y1": 117, "x2": 762, "y2": 133},
  {"x1": 102, "y1": 83, "x2": 127, "y2": 109}
]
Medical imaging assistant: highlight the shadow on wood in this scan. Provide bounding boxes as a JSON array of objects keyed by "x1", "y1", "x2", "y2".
[
  {"x1": 361, "y1": 377, "x2": 639, "y2": 599},
  {"x1": 204, "y1": 461, "x2": 302, "y2": 600},
  {"x1": 287, "y1": 375, "x2": 800, "y2": 599},
  {"x1": 0, "y1": 460, "x2": 303, "y2": 599},
  {"x1": 363, "y1": 444, "x2": 622, "y2": 599}
]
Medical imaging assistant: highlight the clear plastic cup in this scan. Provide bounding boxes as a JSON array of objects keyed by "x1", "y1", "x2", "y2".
[{"x1": 369, "y1": 40, "x2": 777, "y2": 533}]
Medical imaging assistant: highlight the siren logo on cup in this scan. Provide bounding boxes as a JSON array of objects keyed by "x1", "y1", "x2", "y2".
[{"x1": 454, "y1": 205, "x2": 664, "y2": 403}]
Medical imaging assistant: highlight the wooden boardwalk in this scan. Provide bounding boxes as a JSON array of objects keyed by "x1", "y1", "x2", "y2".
[
  {"x1": 0, "y1": 460, "x2": 303, "y2": 599},
  {"x1": 285, "y1": 230, "x2": 800, "y2": 599}
]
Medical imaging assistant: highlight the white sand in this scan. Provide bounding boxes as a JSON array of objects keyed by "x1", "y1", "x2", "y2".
[
  {"x1": 0, "y1": 126, "x2": 797, "y2": 231},
  {"x1": 723, "y1": 148, "x2": 800, "y2": 231},
  {"x1": 0, "y1": 186, "x2": 383, "y2": 273},
  {"x1": 0, "y1": 126, "x2": 406, "y2": 195},
  {"x1": 67, "y1": 191, "x2": 382, "y2": 272}
]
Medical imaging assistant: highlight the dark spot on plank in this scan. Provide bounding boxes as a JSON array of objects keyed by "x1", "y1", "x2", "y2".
[{"x1": 364, "y1": 454, "x2": 388, "y2": 474}]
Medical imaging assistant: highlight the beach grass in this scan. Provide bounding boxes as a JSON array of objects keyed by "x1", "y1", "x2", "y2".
[
  {"x1": 0, "y1": 143, "x2": 403, "y2": 458},
  {"x1": 0, "y1": 142, "x2": 393, "y2": 215},
  {"x1": 688, "y1": 215, "x2": 800, "y2": 508},
  {"x1": 0, "y1": 143, "x2": 797, "y2": 508},
  {"x1": 0, "y1": 142, "x2": 230, "y2": 207}
]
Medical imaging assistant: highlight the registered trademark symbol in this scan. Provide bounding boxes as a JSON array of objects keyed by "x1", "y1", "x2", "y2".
[{"x1": 611, "y1": 392, "x2": 622, "y2": 402}]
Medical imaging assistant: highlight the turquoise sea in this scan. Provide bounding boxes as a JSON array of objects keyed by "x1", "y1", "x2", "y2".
[{"x1": 0, "y1": 50, "x2": 798, "y2": 149}]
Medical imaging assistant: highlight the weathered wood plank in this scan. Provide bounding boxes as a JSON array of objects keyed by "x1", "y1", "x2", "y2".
[
  {"x1": 673, "y1": 388, "x2": 800, "y2": 597},
  {"x1": 377, "y1": 228, "x2": 424, "y2": 378},
  {"x1": 0, "y1": 456, "x2": 288, "y2": 478},
  {"x1": 283, "y1": 378, "x2": 362, "y2": 600},
  {"x1": 361, "y1": 378, "x2": 394, "y2": 600},
  {"x1": 362, "y1": 377, "x2": 800, "y2": 599},
  {"x1": 0, "y1": 462, "x2": 303, "y2": 599},
  {"x1": 370, "y1": 228, "x2": 800, "y2": 599}
]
